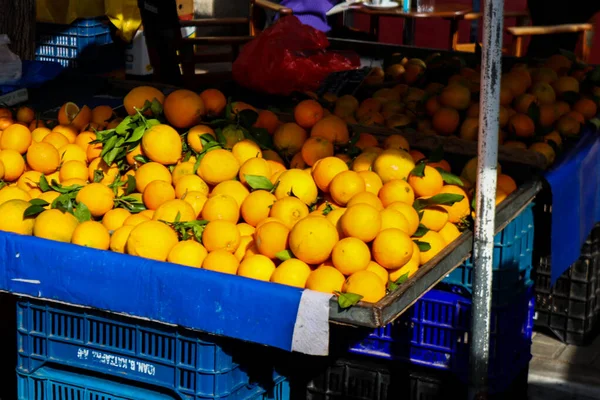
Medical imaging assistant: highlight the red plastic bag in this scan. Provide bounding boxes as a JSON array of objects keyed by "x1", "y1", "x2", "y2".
[{"x1": 232, "y1": 16, "x2": 360, "y2": 96}]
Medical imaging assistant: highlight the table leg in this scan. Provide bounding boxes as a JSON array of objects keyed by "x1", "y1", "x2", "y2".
[
  {"x1": 449, "y1": 18, "x2": 459, "y2": 50},
  {"x1": 403, "y1": 18, "x2": 416, "y2": 46},
  {"x1": 370, "y1": 15, "x2": 379, "y2": 40}
]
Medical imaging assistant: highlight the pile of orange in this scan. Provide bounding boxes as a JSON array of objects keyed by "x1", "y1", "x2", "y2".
[
  {"x1": 318, "y1": 54, "x2": 599, "y2": 167},
  {"x1": 0, "y1": 85, "x2": 516, "y2": 305}
]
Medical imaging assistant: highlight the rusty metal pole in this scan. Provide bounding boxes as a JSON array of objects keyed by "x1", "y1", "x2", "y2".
[{"x1": 469, "y1": 0, "x2": 504, "y2": 398}]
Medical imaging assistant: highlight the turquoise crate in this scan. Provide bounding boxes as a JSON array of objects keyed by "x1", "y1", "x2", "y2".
[
  {"x1": 441, "y1": 203, "x2": 535, "y2": 305},
  {"x1": 17, "y1": 367, "x2": 289, "y2": 400},
  {"x1": 17, "y1": 299, "x2": 284, "y2": 400}
]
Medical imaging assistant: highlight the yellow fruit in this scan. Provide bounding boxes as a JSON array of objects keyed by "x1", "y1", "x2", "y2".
[
  {"x1": 17, "y1": 171, "x2": 41, "y2": 192},
  {"x1": 237, "y1": 223, "x2": 256, "y2": 237},
  {"x1": 239, "y1": 157, "x2": 271, "y2": 185},
  {"x1": 372, "y1": 228, "x2": 414, "y2": 269},
  {"x1": 135, "y1": 162, "x2": 172, "y2": 193},
  {"x1": 306, "y1": 266, "x2": 345, "y2": 293},
  {"x1": 0, "y1": 186, "x2": 31, "y2": 204},
  {"x1": 123, "y1": 213, "x2": 151, "y2": 227},
  {"x1": 202, "y1": 249, "x2": 240, "y2": 275},
  {"x1": 210, "y1": 180, "x2": 249, "y2": 207},
  {"x1": 340, "y1": 203, "x2": 381, "y2": 242},
  {"x1": 419, "y1": 230, "x2": 447, "y2": 265},
  {"x1": 202, "y1": 220, "x2": 241, "y2": 252},
  {"x1": 197, "y1": 149, "x2": 240, "y2": 186},
  {"x1": 347, "y1": 191, "x2": 383, "y2": 210},
  {"x1": 153, "y1": 199, "x2": 197, "y2": 223},
  {"x1": 163, "y1": 89, "x2": 205, "y2": 128},
  {"x1": 171, "y1": 161, "x2": 195, "y2": 184},
  {"x1": 1, "y1": 124, "x2": 31, "y2": 154},
  {"x1": 420, "y1": 205, "x2": 449, "y2": 232},
  {"x1": 187, "y1": 125, "x2": 215, "y2": 153},
  {"x1": 289, "y1": 216, "x2": 339, "y2": 264},
  {"x1": 269, "y1": 196, "x2": 309, "y2": 229},
  {"x1": 57, "y1": 144, "x2": 87, "y2": 164},
  {"x1": 270, "y1": 259, "x2": 312, "y2": 288},
  {"x1": 254, "y1": 220, "x2": 290, "y2": 259},
  {"x1": 380, "y1": 208, "x2": 410, "y2": 233},
  {"x1": 311, "y1": 157, "x2": 349, "y2": 193},
  {"x1": 175, "y1": 174, "x2": 209, "y2": 199},
  {"x1": 438, "y1": 185, "x2": 470, "y2": 223},
  {"x1": 389, "y1": 242, "x2": 420, "y2": 281},
  {"x1": 366, "y1": 261, "x2": 389, "y2": 284},
  {"x1": 358, "y1": 170, "x2": 383, "y2": 195},
  {"x1": 33, "y1": 209, "x2": 79, "y2": 242},
  {"x1": 497, "y1": 174, "x2": 517, "y2": 195},
  {"x1": 76, "y1": 183, "x2": 115, "y2": 218},
  {"x1": 386, "y1": 202, "x2": 420, "y2": 236},
  {"x1": 0, "y1": 199, "x2": 35, "y2": 235},
  {"x1": 26, "y1": 142, "x2": 60, "y2": 174},
  {"x1": 71, "y1": 221, "x2": 110, "y2": 250},
  {"x1": 237, "y1": 254, "x2": 276, "y2": 282},
  {"x1": 329, "y1": 170, "x2": 366, "y2": 206},
  {"x1": 201, "y1": 194, "x2": 240, "y2": 223},
  {"x1": 102, "y1": 208, "x2": 131, "y2": 232},
  {"x1": 43, "y1": 132, "x2": 70, "y2": 150},
  {"x1": 232, "y1": 139, "x2": 262, "y2": 165},
  {"x1": 182, "y1": 191, "x2": 208, "y2": 217},
  {"x1": 439, "y1": 222, "x2": 461, "y2": 244},
  {"x1": 332, "y1": 237, "x2": 371, "y2": 275},
  {"x1": 378, "y1": 179, "x2": 415, "y2": 207},
  {"x1": 124, "y1": 86, "x2": 165, "y2": 115},
  {"x1": 59, "y1": 160, "x2": 88, "y2": 182},
  {"x1": 0, "y1": 149, "x2": 26, "y2": 181},
  {"x1": 273, "y1": 122, "x2": 307, "y2": 157},
  {"x1": 142, "y1": 180, "x2": 176, "y2": 210},
  {"x1": 141, "y1": 124, "x2": 182, "y2": 165},
  {"x1": 126, "y1": 220, "x2": 179, "y2": 261},
  {"x1": 274, "y1": 169, "x2": 318, "y2": 206},
  {"x1": 234, "y1": 235, "x2": 255, "y2": 261},
  {"x1": 167, "y1": 240, "x2": 208, "y2": 268},
  {"x1": 342, "y1": 270, "x2": 386, "y2": 303},
  {"x1": 373, "y1": 149, "x2": 415, "y2": 183},
  {"x1": 109, "y1": 225, "x2": 134, "y2": 253},
  {"x1": 408, "y1": 165, "x2": 444, "y2": 198}
]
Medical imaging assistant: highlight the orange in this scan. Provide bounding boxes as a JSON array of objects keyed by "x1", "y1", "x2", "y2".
[
  {"x1": 123, "y1": 213, "x2": 151, "y2": 227},
  {"x1": 237, "y1": 223, "x2": 256, "y2": 237},
  {"x1": 342, "y1": 270, "x2": 385, "y2": 303},
  {"x1": 383, "y1": 134, "x2": 410, "y2": 151},
  {"x1": 238, "y1": 254, "x2": 276, "y2": 281},
  {"x1": 76, "y1": 183, "x2": 115, "y2": 217},
  {"x1": 508, "y1": 113, "x2": 535, "y2": 138},
  {"x1": 108, "y1": 225, "x2": 134, "y2": 253},
  {"x1": 409, "y1": 150, "x2": 426, "y2": 163},
  {"x1": 270, "y1": 259, "x2": 312, "y2": 288},
  {"x1": 42, "y1": 132, "x2": 69, "y2": 150},
  {"x1": 351, "y1": 151, "x2": 378, "y2": 172},
  {"x1": 573, "y1": 98, "x2": 598, "y2": 120},
  {"x1": 437, "y1": 185, "x2": 470, "y2": 223},
  {"x1": 1, "y1": 124, "x2": 31, "y2": 154},
  {"x1": 135, "y1": 162, "x2": 172, "y2": 192},
  {"x1": 388, "y1": 242, "x2": 420, "y2": 281},
  {"x1": 439, "y1": 222, "x2": 461, "y2": 244},
  {"x1": 273, "y1": 122, "x2": 307, "y2": 157},
  {"x1": 31, "y1": 127, "x2": 51, "y2": 143},
  {"x1": 556, "y1": 115, "x2": 581, "y2": 136},
  {"x1": 366, "y1": 261, "x2": 389, "y2": 284},
  {"x1": 386, "y1": 202, "x2": 420, "y2": 235},
  {"x1": 202, "y1": 220, "x2": 241, "y2": 253},
  {"x1": 439, "y1": 83, "x2": 471, "y2": 110},
  {"x1": 419, "y1": 230, "x2": 446, "y2": 265},
  {"x1": 187, "y1": 125, "x2": 216, "y2": 153},
  {"x1": 332, "y1": 237, "x2": 371, "y2": 275},
  {"x1": 308, "y1": 115, "x2": 350, "y2": 146},
  {"x1": 544, "y1": 54, "x2": 572, "y2": 74},
  {"x1": 408, "y1": 165, "x2": 443, "y2": 198},
  {"x1": 378, "y1": 179, "x2": 415, "y2": 207},
  {"x1": 294, "y1": 99, "x2": 324, "y2": 129},
  {"x1": 0, "y1": 199, "x2": 36, "y2": 235},
  {"x1": 167, "y1": 240, "x2": 208, "y2": 268},
  {"x1": 232, "y1": 139, "x2": 262, "y2": 165},
  {"x1": 530, "y1": 82, "x2": 556, "y2": 105},
  {"x1": 329, "y1": 170, "x2": 366, "y2": 206},
  {"x1": 197, "y1": 149, "x2": 240, "y2": 186},
  {"x1": 74, "y1": 131, "x2": 96, "y2": 150},
  {"x1": 340, "y1": 203, "x2": 381, "y2": 242},
  {"x1": 326, "y1": 207, "x2": 346, "y2": 237},
  {"x1": 26, "y1": 142, "x2": 60, "y2": 174},
  {"x1": 153, "y1": 198, "x2": 196, "y2": 222},
  {"x1": 544, "y1": 131, "x2": 563, "y2": 148},
  {"x1": 91, "y1": 105, "x2": 114, "y2": 125},
  {"x1": 420, "y1": 205, "x2": 449, "y2": 232},
  {"x1": 141, "y1": 124, "x2": 182, "y2": 165},
  {"x1": 290, "y1": 152, "x2": 307, "y2": 169},
  {"x1": 17, "y1": 171, "x2": 42, "y2": 192},
  {"x1": 502, "y1": 72, "x2": 528, "y2": 97},
  {"x1": 380, "y1": 208, "x2": 410, "y2": 233},
  {"x1": 171, "y1": 161, "x2": 195, "y2": 184},
  {"x1": 230, "y1": 101, "x2": 257, "y2": 118},
  {"x1": 123, "y1": 86, "x2": 165, "y2": 115},
  {"x1": 496, "y1": 174, "x2": 517, "y2": 195},
  {"x1": 432, "y1": 107, "x2": 460, "y2": 135},
  {"x1": 181, "y1": 190, "x2": 207, "y2": 217},
  {"x1": 529, "y1": 142, "x2": 556, "y2": 164},
  {"x1": 57, "y1": 144, "x2": 86, "y2": 163},
  {"x1": 289, "y1": 216, "x2": 339, "y2": 264},
  {"x1": 301, "y1": 136, "x2": 334, "y2": 167},
  {"x1": 426, "y1": 96, "x2": 442, "y2": 116},
  {"x1": 241, "y1": 190, "x2": 276, "y2": 227},
  {"x1": 202, "y1": 249, "x2": 240, "y2": 275},
  {"x1": 253, "y1": 109, "x2": 280, "y2": 135},
  {"x1": 52, "y1": 125, "x2": 78, "y2": 143},
  {"x1": 234, "y1": 235, "x2": 255, "y2": 261},
  {"x1": 565, "y1": 110, "x2": 585, "y2": 125},
  {"x1": 175, "y1": 174, "x2": 209, "y2": 199},
  {"x1": 201, "y1": 194, "x2": 240, "y2": 223},
  {"x1": 68, "y1": 105, "x2": 92, "y2": 132},
  {"x1": 373, "y1": 149, "x2": 415, "y2": 183},
  {"x1": 372, "y1": 228, "x2": 413, "y2": 269},
  {"x1": 71, "y1": 221, "x2": 110, "y2": 250},
  {"x1": 57, "y1": 103, "x2": 80, "y2": 128},
  {"x1": 0, "y1": 150, "x2": 28, "y2": 182},
  {"x1": 552, "y1": 76, "x2": 579, "y2": 95},
  {"x1": 16, "y1": 106, "x2": 34, "y2": 124},
  {"x1": 347, "y1": 191, "x2": 383, "y2": 211},
  {"x1": 354, "y1": 133, "x2": 379, "y2": 150},
  {"x1": 254, "y1": 220, "x2": 290, "y2": 259},
  {"x1": 358, "y1": 170, "x2": 383, "y2": 195},
  {"x1": 334, "y1": 94, "x2": 359, "y2": 117},
  {"x1": 269, "y1": 196, "x2": 309, "y2": 229},
  {"x1": 126, "y1": 220, "x2": 179, "y2": 261},
  {"x1": 0, "y1": 186, "x2": 31, "y2": 204},
  {"x1": 143, "y1": 180, "x2": 176, "y2": 210},
  {"x1": 102, "y1": 208, "x2": 131, "y2": 232},
  {"x1": 33, "y1": 209, "x2": 79, "y2": 242},
  {"x1": 211, "y1": 181, "x2": 248, "y2": 209},
  {"x1": 457, "y1": 117, "x2": 478, "y2": 141},
  {"x1": 274, "y1": 169, "x2": 318, "y2": 205},
  {"x1": 86, "y1": 158, "x2": 117, "y2": 185},
  {"x1": 306, "y1": 265, "x2": 345, "y2": 293},
  {"x1": 199, "y1": 88, "x2": 226, "y2": 116}
]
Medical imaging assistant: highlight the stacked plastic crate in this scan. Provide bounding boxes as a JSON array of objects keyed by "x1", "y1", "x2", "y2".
[
  {"x1": 298, "y1": 204, "x2": 536, "y2": 399},
  {"x1": 16, "y1": 300, "x2": 289, "y2": 400}
]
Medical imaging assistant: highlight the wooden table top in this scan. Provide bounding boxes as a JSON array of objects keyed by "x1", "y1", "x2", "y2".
[{"x1": 351, "y1": 2, "x2": 472, "y2": 18}]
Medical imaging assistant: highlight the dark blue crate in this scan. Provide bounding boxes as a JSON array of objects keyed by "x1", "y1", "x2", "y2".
[
  {"x1": 17, "y1": 367, "x2": 289, "y2": 400},
  {"x1": 348, "y1": 286, "x2": 535, "y2": 394},
  {"x1": 441, "y1": 203, "x2": 535, "y2": 305},
  {"x1": 35, "y1": 17, "x2": 113, "y2": 69},
  {"x1": 17, "y1": 299, "x2": 283, "y2": 400}
]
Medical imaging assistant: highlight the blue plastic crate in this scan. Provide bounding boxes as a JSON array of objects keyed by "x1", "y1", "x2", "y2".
[
  {"x1": 35, "y1": 17, "x2": 113, "y2": 69},
  {"x1": 17, "y1": 299, "x2": 283, "y2": 400},
  {"x1": 348, "y1": 286, "x2": 535, "y2": 394},
  {"x1": 441, "y1": 203, "x2": 535, "y2": 305},
  {"x1": 17, "y1": 367, "x2": 289, "y2": 400}
]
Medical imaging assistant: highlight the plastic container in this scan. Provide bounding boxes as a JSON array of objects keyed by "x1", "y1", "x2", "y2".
[
  {"x1": 35, "y1": 17, "x2": 118, "y2": 71},
  {"x1": 347, "y1": 287, "x2": 534, "y2": 393},
  {"x1": 534, "y1": 224, "x2": 600, "y2": 345},
  {"x1": 441, "y1": 203, "x2": 535, "y2": 306},
  {"x1": 17, "y1": 299, "x2": 283, "y2": 400}
]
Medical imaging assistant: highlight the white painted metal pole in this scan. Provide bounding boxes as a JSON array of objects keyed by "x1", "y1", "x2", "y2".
[{"x1": 469, "y1": 0, "x2": 504, "y2": 397}]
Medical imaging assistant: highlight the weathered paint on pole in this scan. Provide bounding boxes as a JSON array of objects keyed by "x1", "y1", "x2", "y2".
[{"x1": 469, "y1": 0, "x2": 504, "y2": 397}]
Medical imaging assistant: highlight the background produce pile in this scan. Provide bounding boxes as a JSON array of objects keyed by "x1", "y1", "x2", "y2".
[{"x1": 0, "y1": 85, "x2": 517, "y2": 307}]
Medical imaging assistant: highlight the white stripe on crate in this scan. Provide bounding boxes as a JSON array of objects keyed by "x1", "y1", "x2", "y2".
[
  {"x1": 291, "y1": 290, "x2": 330, "y2": 356},
  {"x1": 11, "y1": 278, "x2": 41, "y2": 284}
]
